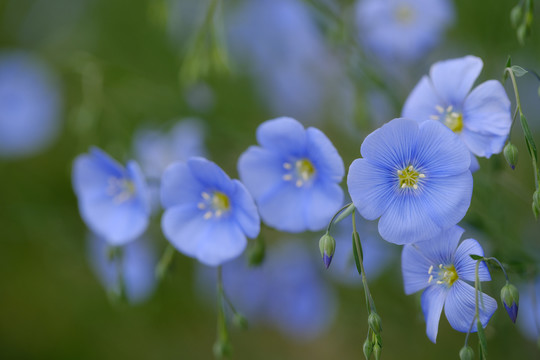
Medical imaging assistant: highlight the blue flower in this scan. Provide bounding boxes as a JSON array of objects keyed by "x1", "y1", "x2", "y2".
[
  {"x1": 73, "y1": 147, "x2": 150, "y2": 245},
  {"x1": 0, "y1": 51, "x2": 62, "y2": 159},
  {"x1": 402, "y1": 56, "x2": 512, "y2": 164},
  {"x1": 402, "y1": 226, "x2": 497, "y2": 343},
  {"x1": 196, "y1": 241, "x2": 336, "y2": 340},
  {"x1": 355, "y1": 0, "x2": 453, "y2": 62},
  {"x1": 238, "y1": 117, "x2": 344, "y2": 233},
  {"x1": 517, "y1": 278, "x2": 540, "y2": 341},
  {"x1": 347, "y1": 118, "x2": 472, "y2": 244},
  {"x1": 160, "y1": 157, "x2": 260, "y2": 266},
  {"x1": 87, "y1": 233, "x2": 157, "y2": 304}
]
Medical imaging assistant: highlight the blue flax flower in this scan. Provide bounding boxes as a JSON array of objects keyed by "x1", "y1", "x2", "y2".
[
  {"x1": 238, "y1": 117, "x2": 344, "y2": 233},
  {"x1": 0, "y1": 51, "x2": 62, "y2": 159},
  {"x1": 87, "y1": 233, "x2": 157, "y2": 304},
  {"x1": 160, "y1": 157, "x2": 260, "y2": 266},
  {"x1": 517, "y1": 278, "x2": 540, "y2": 341},
  {"x1": 355, "y1": 0, "x2": 453, "y2": 62},
  {"x1": 402, "y1": 226, "x2": 497, "y2": 343},
  {"x1": 402, "y1": 56, "x2": 512, "y2": 168},
  {"x1": 73, "y1": 147, "x2": 150, "y2": 245},
  {"x1": 348, "y1": 118, "x2": 473, "y2": 244}
]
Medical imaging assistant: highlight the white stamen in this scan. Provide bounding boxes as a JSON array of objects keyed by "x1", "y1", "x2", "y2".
[
  {"x1": 296, "y1": 180, "x2": 303, "y2": 187},
  {"x1": 419, "y1": 174, "x2": 426, "y2": 178},
  {"x1": 283, "y1": 163, "x2": 292, "y2": 169},
  {"x1": 413, "y1": 184, "x2": 418, "y2": 190},
  {"x1": 446, "y1": 105, "x2": 453, "y2": 112},
  {"x1": 435, "y1": 105, "x2": 444, "y2": 113},
  {"x1": 202, "y1": 192, "x2": 210, "y2": 200},
  {"x1": 401, "y1": 183, "x2": 406, "y2": 188},
  {"x1": 397, "y1": 170, "x2": 403, "y2": 175},
  {"x1": 408, "y1": 165, "x2": 414, "y2": 171},
  {"x1": 215, "y1": 210, "x2": 222, "y2": 217},
  {"x1": 428, "y1": 275, "x2": 433, "y2": 283},
  {"x1": 428, "y1": 265, "x2": 433, "y2": 274},
  {"x1": 197, "y1": 203, "x2": 206, "y2": 210},
  {"x1": 439, "y1": 264, "x2": 443, "y2": 269},
  {"x1": 203, "y1": 211, "x2": 213, "y2": 220},
  {"x1": 283, "y1": 174, "x2": 292, "y2": 181},
  {"x1": 436, "y1": 280, "x2": 444, "y2": 284},
  {"x1": 430, "y1": 115, "x2": 440, "y2": 120}
]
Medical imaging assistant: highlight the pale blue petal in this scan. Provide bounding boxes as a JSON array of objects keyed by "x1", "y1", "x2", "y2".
[
  {"x1": 126, "y1": 161, "x2": 151, "y2": 215},
  {"x1": 72, "y1": 148, "x2": 123, "y2": 198},
  {"x1": 306, "y1": 127, "x2": 344, "y2": 181},
  {"x1": 161, "y1": 203, "x2": 205, "y2": 257},
  {"x1": 411, "y1": 226, "x2": 464, "y2": 266},
  {"x1": 415, "y1": 120, "x2": 471, "y2": 176},
  {"x1": 421, "y1": 285, "x2": 449, "y2": 343},
  {"x1": 257, "y1": 182, "x2": 308, "y2": 232},
  {"x1": 195, "y1": 219, "x2": 247, "y2": 266},
  {"x1": 445, "y1": 280, "x2": 497, "y2": 333},
  {"x1": 360, "y1": 118, "x2": 420, "y2": 170},
  {"x1": 402, "y1": 244, "x2": 433, "y2": 294},
  {"x1": 429, "y1": 56, "x2": 483, "y2": 107},
  {"x1": 347, "y1": 158, "x2": 394, "y2": 220},
  {"x1": 460, "y1": 130, "x2": 507, "y2": 159},
  {"x1": 303, "y1": 182, "x2": 343, "y2": 231},
  {"x1": 237, "y1": 146, "x2": 284, "y2": 199},
  {"x1": 469, "y1": 153, "x2": 480, "y2": 172},
  {"x1": 453, "y1": 239, "x2": 491, "y2": 282},
  {"x1": 256, "y1": 117, "x2": 307, "y2": 158},
  {"x1": 188, "y1": 157, "x2": 235, "y2": 194},
  {"x1": 231, "y1": 179, "x2": 260, "y2": 239},
  {"x1": 402, "y1": 76, "x2": 444, "y2": 122},
  {"x1": 160, "y1": 162, "x2": 205, "y2": 208}
]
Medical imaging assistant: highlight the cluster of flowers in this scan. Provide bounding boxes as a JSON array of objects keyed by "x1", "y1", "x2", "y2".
[{"x1": 72, "y1": 55, "x2": 512, "y2": 342}]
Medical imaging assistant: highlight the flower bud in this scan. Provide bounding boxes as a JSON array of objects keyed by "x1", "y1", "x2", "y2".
[
  {"x1": 213, "y1": 341, "x2": 232, "y2": 359},
  {"x1": 373, "y1": 343, "x2": 382, "y2": 360},
  {"x1": 363, "y1": 338, "x2": 373, "y2": 360},
  {"x1": 319, "y1": 233, "x2": 336, "y2": 269},
  {"x1": 500, "y1": 282, "x2": 519, "y2": 323},
  {"x1": 459, "y1": 346, "x2": 474, "y2": 360},
  {"x1": 503, "y1": 142, "x2": 518, "y2": 170},
  {"x1": 368, "y1": 313, "x2": 383, "y2": 334},
  {"x1": 233, "y1": 313, "x2": 248, "y2": 330},
  {"x1": 510, "y1": 5, "x2": 523, "y2": 28}
]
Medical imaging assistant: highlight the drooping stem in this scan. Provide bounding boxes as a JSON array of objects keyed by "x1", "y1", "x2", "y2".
[
  {"x1": 484, "y1": 257, "x2": 510, "y2": 283},
  {"x1": 326, "y1": 202, "x2": 354, "y2": 234},
  {"x1": 352, "y1": 210, "x2": 377, "y2": 314}
]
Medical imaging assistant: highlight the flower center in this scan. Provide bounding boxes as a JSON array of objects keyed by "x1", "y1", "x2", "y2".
[
  {"x1": 428, "y1": 264, "x2": 459, "y2": 287},
  {"x1": 397, "y1": 165, "x2": 425, "y2": 189},
  {"x1": 198, "y1": 191, "x2": 231, "y2": 219},
  {"x1": 430, "y1": 105, "x2": 464, "y2": 133},
  {"x1": 107, "y1": 177, "x2": 135, "y2": 204},
  {"x1": 395, "y1": 5, "x2": 415, "y2": 24},
  {"x1": 282, "y1": 158, "x2": 316, "y2": 187}
]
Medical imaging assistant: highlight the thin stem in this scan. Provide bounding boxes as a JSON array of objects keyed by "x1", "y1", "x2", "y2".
[
  {"x1": 326, "y1": 202, "x2": 353, "y2": 234},
  {"x1": 505, "y1": 67, "x2": 523, "y2": 112},
  {"x1": 155, "y1": 243, "x2": 175, "y2": 280},
  {"x1": 216, "y1": 266, "x2": 229, "y2": 354},
  {"x1": 484, "y1": 257, "x2": 510, "y2": 282},
  {"x1": 352, "y1": 210, "x2": 376, "y2": 313}
]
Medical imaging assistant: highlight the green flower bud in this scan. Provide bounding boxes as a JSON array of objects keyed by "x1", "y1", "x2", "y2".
[
  {"x1": 213, "y1": 341, "x2": 232, "y2": 359},
  {"x1": 459, "y1": 346, "x2": 474, "y2": 360},
  {"x1": 368, "y1": 313, "x2": 383, "y2": 334},
  {"x1": 319, "y1": 233, "x2": 336, "y2": 269},
  {"x1": 373, "y1": 343, "x2": 382, "y2": 360},
  {"x1": 510, "y1": 5, "x2": 523, "y2": 28},
  {"x1": 233, "y1": 313, "x2": 249, "y2": 330},
  {"x1": 363, "y1": 338, "x2": 373, "y2": 360},
  {"x1": 501, "y1": 283, "x2": 520, "y2": 323},
  {"x1": 503, "y1": 142, "x2": 518, "y2": 170}
]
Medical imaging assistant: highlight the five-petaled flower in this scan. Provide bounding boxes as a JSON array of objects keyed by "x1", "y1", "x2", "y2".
[
  {"x1": 73, "y1": 147, "x2": 150, "y2": 245},
  {"x1": 238, "y1": 117, "x2": 344, "y2": 233},
  {"x1": 402, "y1": 226, "x2": 497, "y2": 343},
  {"x1": 402, "y1": 55, "x2": 512, "y2": 170},
  {"x1": 347, "y1": 118, "x2": 472, "y2": 244},
  {"x1": 160, "y1": 157, "x2": 260, "y2": 266}
]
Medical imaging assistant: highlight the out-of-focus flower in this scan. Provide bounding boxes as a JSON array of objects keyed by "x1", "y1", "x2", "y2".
[
  {"x1": 348, "y1": 118, "x2": 472, "y2": 244},
  {"x1": 227, "y1": 0, "x2": 355, "y2": 125},
  {"x1": 402, "y1": 56, "x2": 512, "y2": 168},
  {"x1": 87, "y1": 233, "x2": 157, "y2": 304},
  {"x1": 238, "y1": 117, "x2": 344, "y2": 233},
  {"x1": 73, "y1": 147, "x2": 150, "y2": 245},
  {"x1": 197, "y1": 241, "x2": 336, "y2": 340},
  {"x1": 355, "y1": 0, "x2": 453, "y2": 62},
  {"x1": 0, "y1": 51, "x2": 62, "y2": 159},
  {"x1": 160, "y1": 157, "x2": 260, "y2": 266},
  {"x1": 517, "y1": 278, "x2": 540, "y2": 341},
  {"x1": 402, "y1": 226, "x2": 497, "y2": 343}
]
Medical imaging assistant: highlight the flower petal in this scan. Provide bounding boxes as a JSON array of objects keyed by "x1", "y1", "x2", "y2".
[
  {"x1": 453, "y1": 238, "x2": 491, "y2": 282},
  {"x1": 402, "y1": 76, "x2": 444, "y2": 122},
  {"x1": 231, "y1": 179, "x2": 260, "y2": 239},
  {"x1": 256, "y1": 182, "x2": 308, "y2": 233},
  {"x1": 410, "y1": 225, "x2": 464, "y2": 266},
  {"x1": 347, "y1": 158, "x2": 394, "y2": 220},
  {"x1": 306, "y1": 127, "x2": 344, "y2": 181},
  {"x1": 360, "y1": 118, "x2": 420, "y2": 170},
  {"x1": 160, "y1": 162, "x2": 205, "y2": 208},
  {"x1": 421, "y1": 285, "x2": 449, "y2": 343},
  {"x1": 303, "y1": 181, "x2": 343, "y2": 232},
  {"x1": 444, "y1": 280, "x2": 497, "y2": 333},
  {"x1": 72, "y1": 148, "x2": 123, "y2": 199},
  {"x1": 402, "y1": 244, "x2": 433, "y2": 294},
  {"x1": 429, "y1": 56, "x2": 483, "y2": 107},
  {"x1": 237, "y1": 146, "x2": 284, "y2": 200},
  {"x1": 256, "y1": 117, "x2": 307, "y2": 158},
  {"x1": 194, "y1": 219, "x2": 247, "y2": 266},
  {"x1": 187, "y1": 157, "x2": 235, "y2": 194}
]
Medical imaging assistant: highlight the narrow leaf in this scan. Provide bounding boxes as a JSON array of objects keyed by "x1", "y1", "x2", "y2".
[
  {"x1": 520, "y1": 113, "x2": 538, "y2": 162},
  {"x1": 352, "y1": 231, "x2": 363, "y2": 276},
  {"x1": 470, "y1": 254, "x2": 484, "y2": 260},
  {"x1": 477, "y1": 320, "x2": 488, "y2": 360},
  {"x1": 334, "y1": 203, "x2": 356, "y2": 226},
  {"x1": 511, "y1": 65, "x2": 528, "y2": 77}
]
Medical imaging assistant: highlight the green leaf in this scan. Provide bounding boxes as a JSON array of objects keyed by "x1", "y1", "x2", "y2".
[
  {"x1": 477, "y1": 320, "x2": 488, "y2": 360},
  {"x1": 510, "y1": 4, "x2": 523, "y2": 28},
  {"x1": 511, "y1": 65, "x2": 528, "y2": 77},
  {"x1": 520, "y1": 113, "x2": 538, "y2": 163},
  {"x1": 470, "y1": 254, "x2": 484, "y2": 261},
  {"x1": 334, "y1": 203, "x2": 356, "y2": 225},
  {"x1": 352, "y1": 231, "x2": 363, "y2": 276}
]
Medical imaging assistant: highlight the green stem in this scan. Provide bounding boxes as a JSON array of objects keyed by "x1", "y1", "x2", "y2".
[
  {"x1": 484, "y1": 257, "x2": 510, "y2": 282},
  {"x1": 216, "y1": 266, "x2": 229, "y2": 352},
  {"x1": 326, "y1": 202, "x2": 353, "y2": 234},
  {"x1": 155, "y1": 243, "x2": 175, "y2": 280},
  {"x1": 352, "y1": 210, "x2": 376, "y2": 313}
]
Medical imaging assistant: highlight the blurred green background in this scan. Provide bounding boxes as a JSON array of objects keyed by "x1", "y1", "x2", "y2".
[{"x1": 1, "y1": 0, "x2": 540, "y2": 359}]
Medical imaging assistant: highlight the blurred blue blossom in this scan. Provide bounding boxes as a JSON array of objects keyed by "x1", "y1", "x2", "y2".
[
  {"x1": 355, "y1": 0, "x2": 453, "y2": 62},
  {"x1": 402, "y1": 56, "x2": 512, "y2": 168},
  {"x1": 160, "y1": 157, "x2": 260, "y2": 266},
  {"x1": 517, "y1": 278, "x2": 540, "y2": 341},
  {"x1": 73, "y1": 147, "x2": 150, "y2": 245},
  {"x1": 227, "y1": 0, "x2": 355, "y2": 125},
  {"x1": 348, "y1": 118, "x2": 472, "y2": 244},
  {"x1": 197, "y1": 241, "x2": 336, "y2": 340},
  {"x1": 0, "y1": 51, "x2": 62, "y2": 159},
  {"x1": 238, "y1": 117, "x2": 344, "y2": 233},
  {"x1": 402, "y1": 226, "x2": 497, "y2": 343},
  {"x1": 87, "y1": 233, "x2": 157, "y2": 304}
]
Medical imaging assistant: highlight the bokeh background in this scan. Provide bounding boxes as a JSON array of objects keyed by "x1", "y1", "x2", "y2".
[{"x1": 1, "y1": 0, "x2": 540, "y2": 359}]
